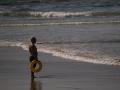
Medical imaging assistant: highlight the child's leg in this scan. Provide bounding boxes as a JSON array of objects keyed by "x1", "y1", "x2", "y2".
[{"x1": 31, "y1": 71, "x2": 34, "y2": 80}]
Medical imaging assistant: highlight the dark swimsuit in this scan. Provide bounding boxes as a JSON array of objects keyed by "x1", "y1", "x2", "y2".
[{"x1": 29, "y1": 45, "x2": 38, "y2": 62}]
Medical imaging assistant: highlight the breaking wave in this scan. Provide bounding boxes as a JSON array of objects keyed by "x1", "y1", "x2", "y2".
[
  {"x1": 29, "y1": 11, "x2": 120, "y2": 18},
  {"x1": 0, "y1": 11, "x2": 120, "y2": 18},
  {"x1": 29, "y1": 11, "x2": 92, "y2": 18},
  {"x1": 0, "y1": 40, "x2": 120, "y2": 66}
]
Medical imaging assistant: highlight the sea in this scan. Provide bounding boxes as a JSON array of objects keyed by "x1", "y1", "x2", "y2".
[{"x1": 0, "y1": 0, "x2": 120, "y2": 65}]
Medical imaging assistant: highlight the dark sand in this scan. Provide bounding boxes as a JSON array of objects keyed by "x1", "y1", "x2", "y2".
[{"x1": 0, "y1": 47, "x2": 120, "y2": 90}]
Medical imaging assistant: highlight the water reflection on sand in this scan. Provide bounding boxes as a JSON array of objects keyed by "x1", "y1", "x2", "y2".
[{"x1": 30, "y1": 79, "x2": 42, "y2": 90}]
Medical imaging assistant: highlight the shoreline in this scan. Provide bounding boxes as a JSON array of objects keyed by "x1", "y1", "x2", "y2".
[{"x1": 0, "y1": 46, "x2": 120, "y2": 90}]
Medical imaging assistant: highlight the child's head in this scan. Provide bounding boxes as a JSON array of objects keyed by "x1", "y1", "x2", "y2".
[{"x1": 31, "y1": 37, "x2": 36, "y2": 44}]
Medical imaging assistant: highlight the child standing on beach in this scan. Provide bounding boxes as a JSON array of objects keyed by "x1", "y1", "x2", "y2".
[{"x1": 29, "y1": 37, "x2": 38, "y2": 79}]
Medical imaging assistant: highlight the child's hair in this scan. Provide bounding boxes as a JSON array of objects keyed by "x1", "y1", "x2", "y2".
[{"x1": 31, "y1": 37, "x2": 36, "y2": 43}]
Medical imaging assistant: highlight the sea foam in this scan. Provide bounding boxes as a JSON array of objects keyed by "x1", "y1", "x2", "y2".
[{"x1": 0, "y1": 40, "x2": 120, "y2": 66}]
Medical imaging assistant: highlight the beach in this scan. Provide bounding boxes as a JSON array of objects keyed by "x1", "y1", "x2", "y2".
[
  {"x1": 0, "y1": 0, "x2": 120, "y2": 90},
  {"x1": 0, "y1": 46, "x2": 120, "y2": 90}
]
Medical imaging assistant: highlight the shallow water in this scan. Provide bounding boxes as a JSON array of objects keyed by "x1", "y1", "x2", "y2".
[{"x1": 0, "y1": 23, "x2": 120, "y2": 65}]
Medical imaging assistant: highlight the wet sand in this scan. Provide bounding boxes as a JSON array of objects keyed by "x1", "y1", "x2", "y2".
[{"x1": 0, "y1": 47, "x2": 120, "y2": 90}]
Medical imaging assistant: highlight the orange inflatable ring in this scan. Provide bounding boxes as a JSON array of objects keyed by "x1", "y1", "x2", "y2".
[{"x1": 29, "y1": 60, "x2": 42, "y2": 73}]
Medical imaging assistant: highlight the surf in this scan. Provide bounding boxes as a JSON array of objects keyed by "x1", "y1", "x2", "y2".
[{"x1": 0, "y1": 40, "x2": 120, "y2": 66}]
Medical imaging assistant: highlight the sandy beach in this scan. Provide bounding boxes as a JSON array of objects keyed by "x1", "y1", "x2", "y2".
[
  {"x1": 0, "y1": 46, "x2": 120, "y2": 90},
  {"x1": 0, "y1": 0, "x2": 120, "y2": 90}
]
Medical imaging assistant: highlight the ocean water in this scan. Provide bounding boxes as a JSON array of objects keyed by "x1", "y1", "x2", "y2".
[{"x1": 0, "y1": 0, "x2": 120, "y2": 65}]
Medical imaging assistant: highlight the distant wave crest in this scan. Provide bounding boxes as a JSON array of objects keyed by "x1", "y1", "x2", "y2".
[
  {"x1": 29, "y1": 11, "x2": 92, "y2": 18},
  {"x1": 0, "y1": 11, "x2": 120, "y2": 18},
  {"x1": 29, "y1": 11, "x2": 120, "y2": 18}
]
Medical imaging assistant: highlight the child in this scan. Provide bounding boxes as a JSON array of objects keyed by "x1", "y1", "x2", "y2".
[{"x1": 29, "y1": 37, "x2": 38, "y2": 79}]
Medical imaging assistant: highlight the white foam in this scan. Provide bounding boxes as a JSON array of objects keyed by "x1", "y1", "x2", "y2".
[
  {"x1": 29, "y1": 11, "x2": 92, "y2": 18},
  {"x1": 0, "y1": 40, "x2": 22, "y2": 47},
  {"x1": 0, "y1": 40, "x2": 120, "y2": 66},
  {"x1": 0, "y1": 40, "x2": 28, "y2": 50},
  {"x1": 36, "y1": 45, "x2": 120, "y2": 66}
]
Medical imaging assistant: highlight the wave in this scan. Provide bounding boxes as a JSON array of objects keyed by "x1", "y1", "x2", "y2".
[
  {"x1": 0, "y1": 40, "x2": 28, "y2": 50},
  {"x1": 29, "y1": 11, "x2": 92, "y2": 18},
  {"x1": 0, "y1": 11, "x2": 120, "y2": 18},
  {"x1": 37, "y1": 39, "x2": 120, "y2": 44},
  {"x1": 1, "y1": 39, "x2": 119, "y2": 47},
  {"x1": 29, "y1": 11, "x2": 120, "y2": 18},
  {"x1": 0, "y1": 40, "x2": 120, "y2": 66},
  {"x1": 0, "y1": 21, "x2": 120, "y2": 26}
]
